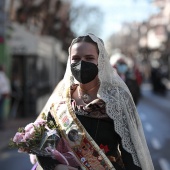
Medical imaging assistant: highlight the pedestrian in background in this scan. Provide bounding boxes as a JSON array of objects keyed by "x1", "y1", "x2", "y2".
[
  {"x1": 0, "y1": 64, "x2": 10, "y2": 129},
  {"x1": 112, "y1": 58, "x2": 140, "y2": 105}
]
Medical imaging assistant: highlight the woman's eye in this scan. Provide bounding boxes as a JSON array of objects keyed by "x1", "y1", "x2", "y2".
[
  {"x1": 72, "y1": 57, "x2": 80, "y2": 61},
  {"x1": 87, "y1": 57, "x2": 94, "y2": 60}
]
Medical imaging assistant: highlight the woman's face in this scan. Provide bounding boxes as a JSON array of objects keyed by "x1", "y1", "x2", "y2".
[{"x1": 70, "y1": 42, "x2": 98, "y2": 65}]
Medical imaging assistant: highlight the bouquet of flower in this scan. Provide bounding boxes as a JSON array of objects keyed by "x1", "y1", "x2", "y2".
[
  {"x1": 9, "y1": 111, "x2": 80, "y2": 169},
  {"x1": 9, "y1": 112, "x2": 60, "y2": 156}
]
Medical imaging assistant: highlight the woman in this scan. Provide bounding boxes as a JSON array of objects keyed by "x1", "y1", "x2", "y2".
[{"x1": 32, "y1": 33, "x2": 154, "y2": 170}]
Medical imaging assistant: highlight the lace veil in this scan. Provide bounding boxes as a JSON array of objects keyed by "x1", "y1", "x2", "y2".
[{"x1": 41, "y1": 33, "x2": 154, "y2": 170}]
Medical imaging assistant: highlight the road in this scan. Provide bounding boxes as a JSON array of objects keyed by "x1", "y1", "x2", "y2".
[
  {"x1": 0, "y1": 84, "x2": 170, "y2": 170},
  {"x1": 0, "y1": 149, "x2": 32, "y2": 170},
  {"x1": 137, "y1": 84, "x2": 170, "y2": 170}
]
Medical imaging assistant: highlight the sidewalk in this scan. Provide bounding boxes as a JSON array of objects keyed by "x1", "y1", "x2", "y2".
[{"x1": 0, "y1": 116, "x2": 36, "y2": 151}]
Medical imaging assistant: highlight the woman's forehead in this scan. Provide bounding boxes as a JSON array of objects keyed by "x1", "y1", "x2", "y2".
[{"x1": 70, "y1": 42, "x2": 98, "y2": 54}]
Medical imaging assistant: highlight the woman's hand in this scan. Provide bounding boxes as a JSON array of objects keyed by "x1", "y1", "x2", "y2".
[
  {"x1": 45, "y1": 146, "x2": 69, "y2": 165},
  {"x1": 29, "y1": 154, "x2": 37, "y2": 164}
]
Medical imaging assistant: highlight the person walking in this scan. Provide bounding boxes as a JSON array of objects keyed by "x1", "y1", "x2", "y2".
[{"x1": 0, "y1": 64, "x2": 10, "y2": 129}]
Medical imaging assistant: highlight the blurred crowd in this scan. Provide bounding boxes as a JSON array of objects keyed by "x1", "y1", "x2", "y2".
[{"x1": 110, "y1": 50, "x2": 169, "y2": 105}]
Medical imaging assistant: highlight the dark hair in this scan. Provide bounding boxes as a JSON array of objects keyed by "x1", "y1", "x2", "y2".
[{"x1": 71, "y1": 35, "x2": 99, "y2": 54}]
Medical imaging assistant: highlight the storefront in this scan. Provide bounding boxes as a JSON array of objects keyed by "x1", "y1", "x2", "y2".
[{"x1": 9, "y1": 23, "x2": 67, "y2": 117}]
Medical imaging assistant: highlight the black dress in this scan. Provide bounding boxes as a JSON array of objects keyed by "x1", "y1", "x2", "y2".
[{"x1": 71, "y1": 97, "x2": 142, "y2": 170}]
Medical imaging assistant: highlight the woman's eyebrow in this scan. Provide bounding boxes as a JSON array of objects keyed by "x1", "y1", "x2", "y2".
[{"x1": 85, "y1": 54, "x2": 95, "y2": 57}]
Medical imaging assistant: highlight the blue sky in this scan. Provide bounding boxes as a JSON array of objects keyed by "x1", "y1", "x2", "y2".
[{"x1": 71, "y1": 0, "x2": 159, "y2": 40}]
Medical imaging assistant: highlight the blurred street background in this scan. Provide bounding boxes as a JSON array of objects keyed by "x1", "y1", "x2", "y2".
[{"x1": 0, "y1": 0, "x2": 170, "y2": 170}]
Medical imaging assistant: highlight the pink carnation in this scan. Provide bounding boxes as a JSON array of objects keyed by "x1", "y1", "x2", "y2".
[
  {"x1": 25, "y1": 123, "x2": 34, "y2": 132},
  {"x1": 34, "y1": 119, "x2": 47, "y2": 127},
  {"x1": 23, "y1": 122, "x2": 36, "y2": 140},
  {"x1": 13, "y1": 132, "x2": 25, "y2": 144},
  {"x1": 24, "y1": 131, "x2": 34, "y2": 140}
]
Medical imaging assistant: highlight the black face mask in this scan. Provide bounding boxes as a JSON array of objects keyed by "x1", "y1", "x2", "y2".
[{"x1": 71, "y1": 60, "x2": 98, "y2": 84}]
